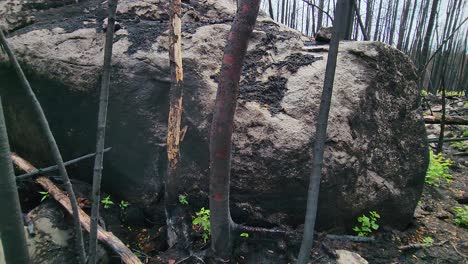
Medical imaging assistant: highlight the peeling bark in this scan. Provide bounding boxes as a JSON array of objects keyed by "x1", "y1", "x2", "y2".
[{"x1": 165, "y1": 0, "x2": 191, "y2": 250}]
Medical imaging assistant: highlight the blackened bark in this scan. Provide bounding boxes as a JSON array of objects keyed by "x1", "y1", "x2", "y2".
[
  {"x1": 0, "y1": 98, "x2": 30, "y2": 264},
  {"x1": 88, "y1": 1, "x2": 118, "y2": 263},
  {"x1": 268, "y1": 0, "x2": 275, "y2": 19},
  {"x1": 397, "y1": 0, "x2": 411, "y2": 50},
  {"x1": 297, "y1": 0, "x2": 344, "y2": 262},
  {"x1": 421, "y1": 0, "x2": 440, "y2": 68},
  {"x1": 373, "y1": 0, "x2": 383, "y2": 41},
  {"x1": 209, "y1": 0, "x2": 261, "y2": 259},
  {"x1": 0, "y1": 29, "x2": 86, "y2": 264}
]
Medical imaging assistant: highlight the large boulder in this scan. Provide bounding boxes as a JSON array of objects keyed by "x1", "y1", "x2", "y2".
[{"x1": 0, "y1": 0, "x2": 428, "y2": 231}]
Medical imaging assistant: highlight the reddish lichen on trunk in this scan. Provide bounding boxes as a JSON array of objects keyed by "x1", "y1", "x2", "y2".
[{"x1": 209, "y1": 0, "x2": 261, "y2": 259}]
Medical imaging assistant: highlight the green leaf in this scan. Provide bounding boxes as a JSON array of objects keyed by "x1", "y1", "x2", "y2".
[{"x1": 240, "y1": 232, "x2": 249, "y2": 238}]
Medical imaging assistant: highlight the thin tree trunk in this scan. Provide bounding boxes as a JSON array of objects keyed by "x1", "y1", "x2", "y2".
[
  {"x1": 343, "y1": 0, "x2": 354, "y2": 40},
  {"x1": 88, "y1": 1, "x2": 118, "y2": 262},
  {"x1": 421, "y1": 0, "x2": 440, "y2": 68},
  {"x1": 364, "y1": 0, "x2": 373, "y2": 38},
  {"x1": 281, "y1": 0, "x2": 286, "y2": 23},
  {"x1": 292, "y1": 0, "x2": 297, "y2": 29},
  {"x1": 165, "y1": 0, "x2": 191, "y2": 250},
  {"x1": 389, "y1": 0, "x2": 400, "y2": 45},
  {"x1": 268, "y1": 0, "x2": 275, "y2": 19},
  {"x1": 0, "y1": 98, "x2": 30, "y2": 264},
  {"x1": 209, "y1": 0, "x2": 261, "y2": 259},
  {"x1": 397, "y1": 0, "x2": 411, "y2": 50},
  {"x1": 352, "y1": 0, "x2": 369, "y2": 40},
  {"x1": 436, "y1": 76, "x2": 446, "y2": 154},
  {"x1": 297, "y1": 0, "x2": 344, "y2": 262},
  {"x1": 317, "y1": 0, "x2": 325, "y2": 32},
  {"x1": 373, "y1": 0, "x2": 383, "y2": 41},
  {"x1": 404, "y1": 0, "x2": 418, "y2": 52},
  {"x1": 0, "y1": 30, "x2": 86, "y2": 264}
]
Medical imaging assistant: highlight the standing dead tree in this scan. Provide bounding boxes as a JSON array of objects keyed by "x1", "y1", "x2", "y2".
[
  {"x1": 209, "y1": 0, "x2": 261, "y2": 260},
  {"x1": 165, "y1": 0, "x2": 191, "y2": 250},
  {"x1": 88, "y1": 0, "x2": 118, "y2": 263},
  {"x1": 0, "y1": 30, "x2": 86, "y2": 264},
  {"x1": 297, "y1": 0, "x2": 345, "y2": 262},
  {"x1": 0, "y1": 98, "x2": 30, "y2": 264}
]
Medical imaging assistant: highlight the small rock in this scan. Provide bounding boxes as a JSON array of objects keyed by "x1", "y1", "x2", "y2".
[{"x1": 336, "y1": 250, "x2": 368, "y2": 264}]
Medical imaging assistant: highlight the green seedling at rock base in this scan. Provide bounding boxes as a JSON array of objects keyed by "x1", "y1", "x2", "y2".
[
  {"x1": 39, "y1": 191, "x2": 49, "y2": 202},
  {"x1": 353, "y1": 211, "x2": 380, "y2": 237},
  {"x1": 422, "y1": 236, "x2": 434, "y2": 246},
  {"x1": 452, "y1": 206, "x2": 468, "y2": 228},
  {"x1": 192, "y1": 207, "x2": 210, "y2": 243},
  {"x1": 119, "y1": 200, "x2": 129, "y2": 209},
  {"x1": 179, "y1": 194, "x2": 188, "y2": 205},
  {"x1": 425, "y1": 150, "x2": 453, "y2": 186},
  {"x1": 101, "y1": 195, "x2": 114, "y2": 209},
  {"x1": 240, "y1": 232, "x2": 249, "y2": 238}
]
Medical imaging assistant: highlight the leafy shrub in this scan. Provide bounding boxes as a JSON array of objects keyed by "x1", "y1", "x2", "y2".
[
  {"x1": 192, "y1": 207, "x2": 210, "y2": 242},
  {"x1": 425, "y1": 150, "x2": 453, "y2": 186},
  {"x1": 452, "y1": 206, "x2": 468, "y2": 228},
  {"x1": 353, "y1": 211, "x2": 380, "y2": 237}
]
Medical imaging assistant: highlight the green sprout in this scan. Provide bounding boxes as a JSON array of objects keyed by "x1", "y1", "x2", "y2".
[
  {"x1": 179, "y1": 194, "x2": 188, "y2": 205},
  {"x1": 240, "y1": 232, "x2": 249, "y2": 238},
  {"x1": 119, "y1": 200, "x2": 129, "y2": 209},
  {"x1": 101, "y1": 195, "x2": 114, "y2": 209},
  {"x1": 39, "y1": 191, "x2": 49, "y2": 202},
  {"x1": 422, "y1": 236, "x2": 434, "y2": 246}
]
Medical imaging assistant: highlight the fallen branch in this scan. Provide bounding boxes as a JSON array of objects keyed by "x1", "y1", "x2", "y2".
[
  {"x1": 11, "y1": 153, "x2": 142, "y2": 264},
  {"x1": 427, "y1": 137, "x2": 468, "y2": 143},
  {"x1": 424, "y1": 115, "x2": 468, "y2": 125},
  {"x1": 325, "y1": 234, "x2": 375, "y2": 243},
  {"x1": 16, "y1": 148, "x2": 112, "y2": 180},
  {"x1": 398, "y1": 240, "x2": 448, "y2": 251}
]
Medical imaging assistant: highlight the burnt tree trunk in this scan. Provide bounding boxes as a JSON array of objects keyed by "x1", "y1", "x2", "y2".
[
  {"x1": 209, "y1": 0, "x2": 261, "y2": 259},
  {"x1": 297, "y1": 0, "x2": 345, "y2": 262},
  {"x1": 0, "y1": 98, "x2": 30, "y2": 264},
  {"x1": 165, "y1": 0, "x2": 190, "y2": 250},
  {"x1": 88, "y1": 1, "x2": 118, "y2": 263}
]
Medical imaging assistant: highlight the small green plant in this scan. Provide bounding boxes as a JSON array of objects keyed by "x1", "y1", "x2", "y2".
[
  {"x1": 119, "y1": 200, "x2": 129, "y2": 209},
  {"x1": 463, "y1": 130, "x2": 468, "y2": 137},
  {"x1": 452, "y1": 206, "x2": 468, "y2": 228},
  {"x1": 425, "y1": 150, "x2": 453, "y2": 186},
  {"x1": 353, "y1": 211, "x2": 380, "y2": 237},
  {"x1": 192, "y1": 207, "x2": 210, "y2": 242},
  {"x1": 240, "y1": 232, "x2": 249, "y2": 238},
  {"x1": 39, "y1": 191, "x2": 49, "y2": 202},
  {"x1": 420, "y1": 90, "x2": 428, "y2": 96},
  {"x1": 422, "y1": 236, "x2": 434, "y2": 246},
  {"x1": 179, "y1": 194, "x2": 188, "y2": 205},
  {"x1": 101, "y1": 195, "x2": 114, "y2": 209},
  {"x1": 450, "y1": 141, "x2": 468, "y2": 152}
]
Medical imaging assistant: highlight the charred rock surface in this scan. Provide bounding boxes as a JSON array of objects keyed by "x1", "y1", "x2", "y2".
[{"x1": 0, "y1": 0, "x2": 427, "y2": 231}]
